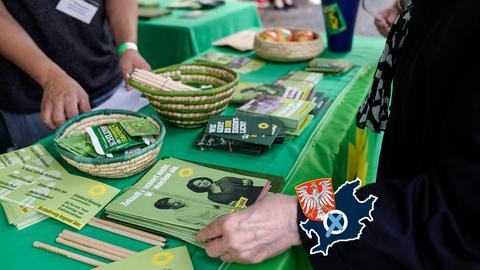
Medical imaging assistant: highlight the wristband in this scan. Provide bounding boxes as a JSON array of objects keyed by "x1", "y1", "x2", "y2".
[{"x1": 117, "y1": 42, "x2": 138, "y2": 57}]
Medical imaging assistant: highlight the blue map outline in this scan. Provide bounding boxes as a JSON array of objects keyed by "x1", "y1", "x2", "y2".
[{"x1": 299, "y1": 179, "x2": 378, "y2": 256}]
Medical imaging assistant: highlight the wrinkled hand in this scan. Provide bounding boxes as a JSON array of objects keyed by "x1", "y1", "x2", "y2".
[
  {"x1": 374, "y1": 6, "x2": 401, "y2": 37},
  {"x1": 40, "y1": 72, "x2": 91, "y2": 130},
  {"x1": 197, "y1": 194, "x2": 301, "y2": 264},
  {"x1": 119, "y1": 50, "x2": 151, "y2": 89}
]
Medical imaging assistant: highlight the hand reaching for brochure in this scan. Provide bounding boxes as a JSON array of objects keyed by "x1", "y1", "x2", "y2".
[
  {"x1": 40, "y1": 71, "x2": 91, "y2": 130},
  {"x1": 119, "y1": 50, "x2": 151, "y2": 90},
  {"x1": 197, "y1": 194, "x2": 301, "y2": 264}
]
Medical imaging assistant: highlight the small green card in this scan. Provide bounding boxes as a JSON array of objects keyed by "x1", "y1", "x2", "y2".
[
  {"x1": 119, "y1": 118, "x2": 160, "y2": 137},
  {"x1": 95, "y1": 246, "x2": 194, "y2": 270}
]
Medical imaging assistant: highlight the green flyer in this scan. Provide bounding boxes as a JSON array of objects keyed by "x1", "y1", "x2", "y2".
[
  {"x1": 95, "y1": 246, "x2": 194, "y2": 270},
  {"x1": 0, "y1": 162, "x2": 120, "y2": 229}
]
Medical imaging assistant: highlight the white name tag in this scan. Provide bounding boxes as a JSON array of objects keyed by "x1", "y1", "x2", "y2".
[{"x1": 56, "y1": 0, "x2": 99, "y2": 24}]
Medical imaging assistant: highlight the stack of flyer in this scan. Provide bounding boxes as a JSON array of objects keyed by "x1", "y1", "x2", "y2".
[
  {"x1": 195, "y1": 115, "x2": 285, "y2": 155},
  {"x1": 0, "y1": 145, "x2": 120, "y2": 230},
  {"x1": 1, "y1": 201, "x2": 48, "y2": 230},
  {"x1": 104, "y1": 158, "x2": 271, "y2": 247},
  {"x1": 236, "y1": 95, "x2": 316, "y2": 136}
]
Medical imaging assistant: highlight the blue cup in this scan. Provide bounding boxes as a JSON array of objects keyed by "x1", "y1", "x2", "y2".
[{"x1": 322, "y1": 0, "x2": 360, "y2": 52}]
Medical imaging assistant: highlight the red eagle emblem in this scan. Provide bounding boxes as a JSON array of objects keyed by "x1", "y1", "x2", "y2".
[{"x1": 295, "y1": 178, "x2": 335, "y2": 222}]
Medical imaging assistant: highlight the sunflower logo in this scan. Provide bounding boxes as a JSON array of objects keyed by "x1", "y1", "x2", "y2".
[
  {"x1": 178, "y1": 167, "x2": 193, "y2": 178},
  {"x1": 151, "y1": 251, "x2": 174, "y2": 266},
  {"x1": 258, "y1": 123, "x2": 269, "y2": 129},
  {"x1": 88, "y1": 184, "x2": 108, "y2": 197}
]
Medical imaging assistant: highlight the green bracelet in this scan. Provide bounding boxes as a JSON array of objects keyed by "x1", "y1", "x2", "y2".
[{"x1": 117, "y1": 42, "x2": 138, "y2": 57}]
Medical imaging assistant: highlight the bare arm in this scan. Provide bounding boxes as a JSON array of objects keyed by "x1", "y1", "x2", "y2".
[
  {"x1": 0, "y1": 1, "x2": 90, "y2": 129},
  {"x1": 105, "y1": 0, "x2": 150, "y2": 85},
  {"x1": 0, "y1": 1, "x2": 61, "y2": 87}
]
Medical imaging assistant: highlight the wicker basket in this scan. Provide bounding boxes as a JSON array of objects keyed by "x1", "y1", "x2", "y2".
[
  {"x1": 54, "y1": 109, "x2": 166, "y2": 179},
  {"x1": 254, "y1": 28, "x2": 324, "y2": 62},
  {"x1": 129, "y1": 63, "x2": 239, "y2": 128}
]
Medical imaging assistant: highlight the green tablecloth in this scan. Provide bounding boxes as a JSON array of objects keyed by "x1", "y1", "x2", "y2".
[
  {"x1": 138, "y1": 1, "x2": 262, "y2": 69},
  {"x1": 0, "y1": 35, "x2": 386, "y2": 270}
]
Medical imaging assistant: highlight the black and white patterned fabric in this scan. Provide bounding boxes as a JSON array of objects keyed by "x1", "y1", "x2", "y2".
[{"x1": 356, "y1": 4, "x2": 414, "y2": 133}]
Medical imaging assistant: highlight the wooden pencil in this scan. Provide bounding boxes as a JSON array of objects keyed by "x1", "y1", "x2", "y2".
[
  {"x1": 131, "y1": 68, "x2": 199, "y2": 92},
  {"x1": 91, "y1": 217, "x2": 167, "y2": 243},
  {"x1": 60, "y1": 231, "x2": 133, "y2": 258},
  {"x1": 88, "y1": 219, "x2": 165, "y2": 247},
  {"x1": 56, "y1": 237, "x2": 124, "y2": 261},
  {"x1": 33, "y1": 241, "x2": 106, "y2": 267}
]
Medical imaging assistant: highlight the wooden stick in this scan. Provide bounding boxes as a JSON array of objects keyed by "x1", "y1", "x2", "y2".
[
  {"x1": 56, "y1": 237, "x2": 124, "y2": 261},
  {"x1": 132, "y1": 70, "x2": 190, "y2": 92},
  {"x1": 88, "y1": 220, "x2": 165, "y2": 246},
  {"x1": 91, "y1": 217, "x2": 167, "y2": 243},
  {"x1": 131, "y1": 70, "x2": 179, "y2": 91},
  {"x1": 130, "y1": 72, "x2": 180, "y2": 91},
  {"x1": 33, "y1": 241, "x2": 106, "y2": 267},
  {"x1": 60, "y1": 231, "x2": 133, "y2": 258},
  {"x1": 133, "y1": 69, "x2": 199, "y2": 91}
]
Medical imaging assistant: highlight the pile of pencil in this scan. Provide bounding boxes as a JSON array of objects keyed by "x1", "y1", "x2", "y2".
[
  {"x1": 129, "y1": 68, "x2": 199, "y2": 92},
  {"x1": 33, "y1": 217, "x2": 167, "y2": 267}
]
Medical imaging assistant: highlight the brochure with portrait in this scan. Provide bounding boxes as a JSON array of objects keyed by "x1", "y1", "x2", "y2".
[
  {"x1": 0, "y1": 160, "x2": 120, "y2": 229},
  {"x1": 104, "y1": 158, "x2": 271, "y2": 245},
  {"x1": 96, "y1": 246, "x2": 194, "y2": 270}
]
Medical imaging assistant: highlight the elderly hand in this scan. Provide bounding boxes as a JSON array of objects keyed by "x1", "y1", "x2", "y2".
[
  {"x1": 197, "y1": 194, "x2": 301, "y2": 264},
  {"x1": 119, "y1": 50, "x2": 151, "y2": 89},
  {"x1": 40, "y1": 71, "x2": 91, "y2": 130},
  {"x1": 374, "y1": 5, "x2": 402, "y2": 37}
]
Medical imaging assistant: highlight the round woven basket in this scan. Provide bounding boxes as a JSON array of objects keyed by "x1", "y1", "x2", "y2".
[
  {"x1": 54, "y1": 109, "x2": 166, "y2": 179},
  {"x1": 129, "y1": 63, "x2": 239, "y2": 128},
  {"x1": 254, "y1": 28, "x2": 324, "y2": 62}
]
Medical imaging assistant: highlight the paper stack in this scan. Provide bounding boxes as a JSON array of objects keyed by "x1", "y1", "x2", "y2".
[
  {"x1": 104, "y1": 158, "x2": 271, "y2": 247},
  {"x1": 195, "y1": 115, "x2": 285, "y2": 155}
]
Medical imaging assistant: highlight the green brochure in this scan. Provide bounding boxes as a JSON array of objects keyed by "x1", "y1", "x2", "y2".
[
  {"x1": 277, "y1": 70, "x2": 324, "y2": 85},
  {"x1": 206, "y1": 115, "x2": 273, "y2": 136},
  {"x1": 0, "y1": 144, "x2": 57, "y2": 170},
  {"x1": 306, "y1": 58, "x2": 354, "y2": 74},
  {"x1": 236, "y1": 95, "x2": 316, "y2": 129},
  {"x1": 278, "y1": 80, "x2": 315, "y2": 100},
  {"x1": 231, "y1": 82, "x2": 288, "y2": 103},
  {"x1": 95, "y1": 246, "x2": 194, "y2": 270},
  {"x1": 196, "y1": 52, "x2": 265, "y2": 74},
  {"x1": 104, "y1": 158, "x2": 271, "y2": 244},
  {"x1": 0, "y1": 145, "x2": 59, "y2": 229},
  {"x1": 0, "y1": 162, "x2": 120, "y2": 229},
  {"x1": 213, "y1": 119, "x2": 284, "y2": 147},
  {"x1": 106, "y1": 158, "x2": 270, "y2": 226},
  {"x1": 1, "y1": 201, "x2": 48, "y2": 230}
]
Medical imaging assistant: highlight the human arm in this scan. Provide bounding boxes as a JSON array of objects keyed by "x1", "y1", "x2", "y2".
[
  {"x1": 0, "y1": 1, "x2": 90, "y2": 129},
  {"x1": 105, "y1": 0, "x2": 150, "y2": 87}
]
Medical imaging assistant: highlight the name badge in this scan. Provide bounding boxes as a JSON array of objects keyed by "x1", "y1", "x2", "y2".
[{"x1": 56, "y1": 0, "x2": 100, "y2": 24}]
